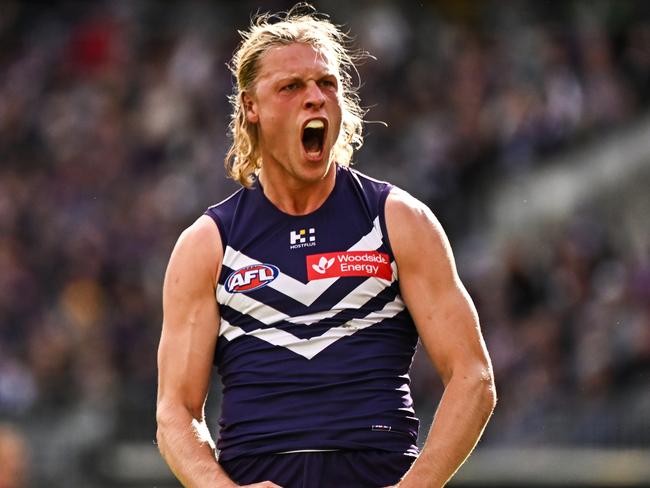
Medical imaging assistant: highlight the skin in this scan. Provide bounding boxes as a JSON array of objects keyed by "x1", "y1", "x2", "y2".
[
  {"x1": 242, "y1": 43, "x2": 343, "y2": 215},
  {"x1": 383, "y1": 189, "x2": 496, "y2": 487},
  {"x1": 156, "y1": 42, "x2": 343, "y2": 488},
  {"x1": 156, "y1": 41, "x2": 496, "y2": 488},
  {"x1": 157, "y1": 216, "x2": 280, "y2": 488}
]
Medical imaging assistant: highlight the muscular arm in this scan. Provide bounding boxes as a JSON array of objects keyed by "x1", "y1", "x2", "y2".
[
  {"x1": 156, "y1": 216, "x2": 279, "y2": 488},
  {"x1": 385, "y1": 190, "x2": 497, "y2": 488}
]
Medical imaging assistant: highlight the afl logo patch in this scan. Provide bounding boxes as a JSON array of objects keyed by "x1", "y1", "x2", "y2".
[{"x1": 225, "y1": 264, "x2": 279, "y2": 293}]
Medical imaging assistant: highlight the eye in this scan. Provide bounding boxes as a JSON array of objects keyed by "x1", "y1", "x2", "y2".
[
  {"x1": 281, "y1": 82, "x2": 299, "y2": 92},
  {"x1": 319, "y1": 78, "x2": 337, "y2": 89}
]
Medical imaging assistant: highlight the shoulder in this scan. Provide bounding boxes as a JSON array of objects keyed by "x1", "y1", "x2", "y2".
[
  {"x1": 385, "y1": 188, "x2": 454, "y2": 272},
  {"x1": 167, "y1": 215, "x2": 223, "y2": 287},
  {"x1": 344, "y1": 165, "x2": 392, "y2": 192},
  {"x1": 177, "y1": 215, "x2": 221, "y2": 248},
  {"x1": 339, "y1": 165, "x2": 394, "y2": 220},
  {"x1": 205, "y1": 186, "x2": 250, "y2": 247},
  {"x1": 385, "y1": 187, "x2": 442, "y2": 235},
  {"x1": 205, "y1": 186, "x2": 248, "y2": 225},
  {"x1": 206, "y1": 186, "x2": 247, "y2": 214}
]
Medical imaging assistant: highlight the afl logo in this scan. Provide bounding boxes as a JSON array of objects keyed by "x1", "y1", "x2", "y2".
[{"x1": 225, "y1": 264, "x2": 280, "y2": 293}]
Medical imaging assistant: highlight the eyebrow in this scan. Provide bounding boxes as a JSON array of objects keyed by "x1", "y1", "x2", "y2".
[{"x1": 274, "y1": 72, "x2": 337, "y2": 84}]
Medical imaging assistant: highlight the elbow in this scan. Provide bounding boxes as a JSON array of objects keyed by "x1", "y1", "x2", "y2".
[
  {"x1": 155, "y1": 403, "x2": 172, "y2": 455},
  {"x1": 155, "y1": 401, "x2": 186, "y2": 454},
  {"x1": 478, "y1": 367, "x2": 497, "y2": 416},
  {"x1": 458, "y1": 365, "x2": 496, "y2": 418},
  {"x1": 155, "y1": 400, "x2": 205, "y2": 453},
  {"x1": 155, "y1": 427, "x2": 166, "y2": 457}
]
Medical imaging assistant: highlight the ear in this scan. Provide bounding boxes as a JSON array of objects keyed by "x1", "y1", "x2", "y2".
[{"x1": 242, "y1": 92, "x2": 259, "y2": 124}]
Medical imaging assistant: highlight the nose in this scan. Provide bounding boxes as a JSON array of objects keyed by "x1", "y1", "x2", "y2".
[{"x1": 303, "y1": 81, "x2": 326, "y2": 110}]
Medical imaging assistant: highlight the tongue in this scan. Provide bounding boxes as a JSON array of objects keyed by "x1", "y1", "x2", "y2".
[{"x1": 303, "y1": 133, "x2": 321, "y2": 153}]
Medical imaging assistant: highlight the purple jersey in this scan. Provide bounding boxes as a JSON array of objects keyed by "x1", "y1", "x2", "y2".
[{"x1": 205, "y1": 165, "x2": 420, "y2": 461}]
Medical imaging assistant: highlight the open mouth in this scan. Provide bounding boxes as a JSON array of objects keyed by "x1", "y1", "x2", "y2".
[{"x1": 301, "y1": 119, "x2": 326, "y2": 158}]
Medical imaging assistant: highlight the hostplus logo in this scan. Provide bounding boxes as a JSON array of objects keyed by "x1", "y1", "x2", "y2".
[{"x1": 289, "y1": 228, "x2": 316, "y2": 250}]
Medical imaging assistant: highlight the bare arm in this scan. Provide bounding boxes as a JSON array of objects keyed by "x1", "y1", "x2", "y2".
[
  {"x1": 156, "y1": 215, "x2": 280, "y2": 488},
  {"x1": 385, "y1": 190, "x2": 497, "y2": 488}
]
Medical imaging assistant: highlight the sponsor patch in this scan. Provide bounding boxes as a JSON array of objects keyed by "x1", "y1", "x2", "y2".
[
  {"x1": 306, "y1": 251, "x2": 392, "y2": 281},
  {"x1": 289, "y1": 227, "x2": 316, "y2": 249},
  {"x1": 225, "y1": 264, "x2": 279, "y2": 293}
]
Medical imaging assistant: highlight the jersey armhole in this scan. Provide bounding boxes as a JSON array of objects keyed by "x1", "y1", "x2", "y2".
[
  {"x1": 203, "y1": 207, "x2": 227, "y2": 254},
  {"x1": 378, "y1": 185, "x2": 395, "y2": 258},
  {"x1": 347, "y1": 167, "x2": 396, "y2": 259}
]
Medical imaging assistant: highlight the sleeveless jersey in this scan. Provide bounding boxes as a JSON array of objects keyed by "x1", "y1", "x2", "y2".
[{"x1": 205, "y1": 165, "x2": 420, "y2": 461}]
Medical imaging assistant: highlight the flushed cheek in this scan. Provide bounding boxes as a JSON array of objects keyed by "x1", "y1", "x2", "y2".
[
  {"x1": 329, "y1": 120, "x2": 342, "y2": 147},
  {"x1": 329, "y1": 108, "x2": 343, "y2": 142},
  {"x1": 261, "y1": 114, "x2": 289, "y2": 144}
]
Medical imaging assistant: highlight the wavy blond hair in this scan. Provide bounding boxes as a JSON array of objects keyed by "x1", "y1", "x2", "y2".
[{"x1": 225, "y1": 5, "x2": 366, "y2": 187}]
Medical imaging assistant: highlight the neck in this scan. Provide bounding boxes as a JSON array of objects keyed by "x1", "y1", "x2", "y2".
[{"x1": 258, "y1": 164, "x2": 337, "y2": 216}]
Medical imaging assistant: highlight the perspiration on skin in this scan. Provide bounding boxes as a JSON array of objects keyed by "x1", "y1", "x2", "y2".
[
  {"x1": 156, "y1": 7, "x2": 496, "y2": 488},
  {"x1": 225, "y1": 11, "x2": 365, "y2": 187},
  {"x1": 242, "y1": 42, "x2": 343, "y2": 189}
]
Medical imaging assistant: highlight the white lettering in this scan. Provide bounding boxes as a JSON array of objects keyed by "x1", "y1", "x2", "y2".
[
  {"x1": 336, "y1": 253, "x2": 388, "y2": 264},
  {"x1": 257, "y1": 268, "x2": 275, "y2": 281},
  {"x1": 289, "y1": 242, "x2": 316, "y2": 250},
  {"x1": 230, "y1": 274, "x2": 244, "y2": 288},
  {"x1": 340, "y1": 263, "x2": 379, "y2": 274},
  {"x1": 243, "y1": 270, "x2": 258, "y2": 283},
  {"x1": 229, "y1": 268, "x2": 275, "y2": 288}
]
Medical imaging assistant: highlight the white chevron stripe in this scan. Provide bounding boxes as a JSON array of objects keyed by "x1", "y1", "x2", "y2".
[
  {"x1": 348, "y1": 217, "x2": 385, "y2": 252},
  {"x1": 219, "y1": 291, "x2": 290, "y2": 324},
  {"x1": 221, "y1": 247, "x2": 337, "y2": 307},
  {"x1": 219, "y1": 295, "x2": 405, "y2": 360},
  {"x1": 220, "y1": 320, "x2": 245, "y2": 342},
  {"x1": 218, "y1": 272, "x2": 394, "y2": 328},
  {"x1": 218, "y1": 217, "x2": 388, "y2": 307}
]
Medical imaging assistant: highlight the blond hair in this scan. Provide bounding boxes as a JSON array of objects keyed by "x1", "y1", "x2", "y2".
[{"x1": 225, "y1": 5, "x2": 366, "y2": 187}]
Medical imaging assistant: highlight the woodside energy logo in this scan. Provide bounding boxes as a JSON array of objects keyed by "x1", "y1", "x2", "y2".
[{"x1": 306, "y1": 251, "x2": 392, "y2": 281}]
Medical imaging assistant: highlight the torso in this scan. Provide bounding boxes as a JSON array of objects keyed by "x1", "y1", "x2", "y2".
[{"x1": 205, "y1": 165, "x2": 420, "y2": 461}]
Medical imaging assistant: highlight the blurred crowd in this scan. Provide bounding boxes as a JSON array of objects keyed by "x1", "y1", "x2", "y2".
[{"x1": 0, "y1": 0, "x2": 649, "y2": 483}]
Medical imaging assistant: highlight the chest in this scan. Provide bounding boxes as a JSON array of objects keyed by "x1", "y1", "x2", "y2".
[{"x1": 216, "y1": 204, "x2": 396, "y2": 318}]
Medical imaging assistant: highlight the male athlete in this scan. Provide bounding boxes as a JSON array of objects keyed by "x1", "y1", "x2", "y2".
[{"x1": 156, "y1": 7, "x2": 496, "y2": 488}]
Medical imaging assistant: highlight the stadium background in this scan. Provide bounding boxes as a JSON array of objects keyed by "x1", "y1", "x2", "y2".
[{"x1": 0, "y1": 0, "x2": 649, "y2": 486}]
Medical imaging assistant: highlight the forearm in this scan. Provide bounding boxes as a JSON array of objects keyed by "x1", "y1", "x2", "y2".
[
  {"x1": 156, "y1": 405, "x2": 235, "y2": 488},
  {"x1": 400, "y1": 369, "x2": 496, "y2": 488}
]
